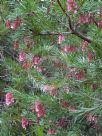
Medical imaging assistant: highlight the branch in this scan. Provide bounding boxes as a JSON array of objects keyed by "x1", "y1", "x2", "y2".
[
  {"x1": 56, "y1": 0, "x2": 92, "y2": 43},
  {"x1": 73, "y1": 31, "x2": 91, "y2": 43},
  {"x1": 56, "y1": 0, "x2": 74, "y2": 31},
  {"x1": 30, "y1": 30, "x2": 72, "y2": 36}
]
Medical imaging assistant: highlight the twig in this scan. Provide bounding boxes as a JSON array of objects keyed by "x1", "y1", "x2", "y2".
[{"x1": 37, "y1": 31, "x2": 72, "y2": 35}]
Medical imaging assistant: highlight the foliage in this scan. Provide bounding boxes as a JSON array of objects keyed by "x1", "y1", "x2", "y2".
[{"x1": 0, "y1": 0, "x2": 102, "y2": 136}]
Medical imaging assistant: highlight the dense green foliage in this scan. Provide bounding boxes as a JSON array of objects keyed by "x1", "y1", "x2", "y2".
[{"x1": 0, "y1": 0, "x2": 102, "y2": 136}]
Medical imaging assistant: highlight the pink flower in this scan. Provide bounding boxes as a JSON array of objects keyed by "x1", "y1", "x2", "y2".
[
  {"x1": 5, "y1": 16, "x2": 21, "y2": 30},
  {"x1": 86, "y1": 114, "x2": 99, "y2": 129},
  {"x1": 34, "y1": 101, "x2": 45, "y2": 118},
  {"x1": 50, "y1": 89, "x2": 57, "y2": 96},
  {"x1": 13, "y1": 40, "x2": 19, "y2": 50},
  {"x1": 61, "y1": 45, "x2": 76, "y2": 53},
  {"x1": 35, "y1": 101, "x2": 43, "y2": 112},
  {"x1": 43, "y1": 85, "x2": 57, "y2": 96},
  {"x1": 57, "y1": 34, "x2": 64, "y2": 44},
  {"x1": 22, "y1": 61, "x2": 30, "y2": 70},
  {"x1": 86, "y1": 114, "x2": 97, "y2": 124},
  {"x1": 98, "y1": 20, "x2": 102, "y2": 29},
  {"x1": 43, "y1": 85, "x2": 51, "y2": 92},
  {"x1": 79, "y1": 14, "x2": 89, "y2": 24},
  {"x1": 82, "y1": 40, "x2": 89, "y2": 52},
  {"x1": 21, "y1": 117, "x2": 28, "y2": 129},
  {"x1": 87, "y1": 52, "x2": 93, "y2": 62},
  {"x1": 70, "y1": 67, "x2": 77, "y2": 72},
  {"x1": 76, "y1": 71, "x2": 85, "y2": 80},
  {"x1": 67, "y1": 0, "x2": 74, "y2": 2},
  {"x1": 32, "y1": 55, "x2": 41, "y2": 65},
  {"x1": 15, "y1": 16, "x2": 21, "y2": 27},
  {"x1": 67, "y1": 72, "x2": 73, "y2": 78},
  {"x1": 47, "y1": 129, "x2": 56, "y2": 135},
  {"x1": 18, "y1": 52, "x2": 25, "y2": 62},
  {"x1": 5, "y1": 92, "x2": 14, "y2": 106},
  {"x1": 43, "y1": 85, "x2": 55, "y2": 92},
  {"x1": 61, "y1": 101, "x2": 69, "y2": 108},
  {"x1": 5, "y1": 20, "x2": 11, "y2": 29},
  {"x1": 57, "y1": 118, "x2": 67, "y2": 128},
  {"x1": 36, "y1": 110, "x2": 45, "y2": 118},
  {"x1": 34, "y1": 66, "x2": 43, "y2": 72},
  {"x1": 67, "y1": 0, "x2": 77, "y2": 13},
  {"x1": 11, "y1": 16, "x2": 21, "y2": 30}
]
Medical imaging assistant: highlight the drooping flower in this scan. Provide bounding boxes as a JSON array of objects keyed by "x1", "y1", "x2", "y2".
[
  {"x1": 5, "y1": 19, "x2": 11, "y2": 29},
  {"x1": 91, "y1": 83, "x2": 99, "y2": 91},
  {"x1": 35, "y1": 101, "x2": 43, "y2": 112},
  {"x1": 15, "y1": 16, "x2": 21, "y2": 27},
  {"x1": 61, "y1": 101, "x2": 69, "y2": 109},
  {"x1": 67, "y1": 72, "x2": 73, "y2": 78},
  {"x1": 82, "y1": 40, "x2": 89, "y2": 52},
  {"x1": 76, "y1": 71, "x2": 85, "y2": 80},
  {"x1": 67, "y1": 67, "x2": 77, "y2": 78},
  {"x1": 57, "y1": 34, "x2": 64, "y2": 44},
  {"x1": 34, "y1": 66, "x2": 43, "y2": 72},
  {"x1": 98, "y1": 20, "x2": 102, "y2": 29},
  {"x1": 36, "y1": 110, "x2": 45, "y2": 118},
  {"x1": 86, "y1": 113, "x2": 99, "y2": 129},
  {"x1": 21, "y1": 117, "x2": 28, "y2": 129},
  {"x1": 43, "y1": 85, "x2": 57, "y2": 96},
  {"x1": 11, "y1": 16, "x2": 21, "y2": 30},
  {"x1": 29, "y1": 120, "x2": 34, "y2": 126},
  {"x1": 47, "y1": 129, "x2": 56, "y2": 135},
  {"x1": 61, "y1": 101, "x2": 76, "y2": 111},
  {"x1": 50, "y1": 88, "x2": 57, "y2": 96},
  {"x1": 66, "y1": 0, "x2": 77, "y2": 13},
  {"x1": 87, "y1": 52, "x2": 93, "y2": 62},
  {"x1": 18, "y1": 51, "x2": 25, "y2": 62},
  {"x1": 86, "y1": 114, "x2": 98, "y2": 124},
  {"x1": 34, "y1": 101, "x2": 45, "y2": 118},
  {"x1": 22, "y1": 61, "x2": 30, "y2": 70},
  {"x1": 79, "y1": 14, "x2": 89, "y2": 24},
  {"x1": 43, "y1": 85, "x2": 51, "y2": 92},
  {"x1": 10, "y1": 22, "x2": 16, "y2": 30},
  {"x1": 32, "y1": 55, "x2": 41, "y2": 65},
  {"x1": 61, "y1": 45, "x2": 76, "y2": 53},
  {"x1": 5, "y1": 92, "x2": 14, "y2": 106},
  {"x1": 57, "y1": 118, "x2": 68, "y2": 128},
  {"x1": 13, "y1": 40, "x2": 19, "y2": 50}
]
